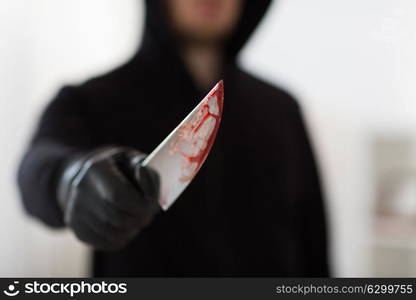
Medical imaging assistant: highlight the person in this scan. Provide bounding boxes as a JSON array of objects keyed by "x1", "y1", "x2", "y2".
[{"x1": 17, "y1": 0, "x2": 330, "y2": 276}]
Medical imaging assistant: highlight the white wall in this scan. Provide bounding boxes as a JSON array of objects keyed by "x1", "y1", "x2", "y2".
[{"x1": 1, "y1": 0, "x2": 415, "y2": 276}]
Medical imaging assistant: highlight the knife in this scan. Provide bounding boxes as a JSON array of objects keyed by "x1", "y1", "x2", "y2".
[{"x1": 141, "y1": 80, "x2": 224, "y2": 211}]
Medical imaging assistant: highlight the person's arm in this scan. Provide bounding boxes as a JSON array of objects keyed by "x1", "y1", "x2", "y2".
[
  {"x1": 17, "y1": 86, "x2": 94, "y2": 227},
  {"x1": 17, "y1": 86, "x2": 160, "y2": 250},
  {"x1": 285, "y1": 101, "x2": 330, "y2": 277}
]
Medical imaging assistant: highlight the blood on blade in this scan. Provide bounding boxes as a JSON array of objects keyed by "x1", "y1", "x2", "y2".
[{"x1": 169, "y1": 82, "x2": 224, "y2": 182}]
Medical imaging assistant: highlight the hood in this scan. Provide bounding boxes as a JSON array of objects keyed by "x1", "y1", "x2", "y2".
[{"x1": 141, "y1": 0, "x2": 272, "y2": 62}]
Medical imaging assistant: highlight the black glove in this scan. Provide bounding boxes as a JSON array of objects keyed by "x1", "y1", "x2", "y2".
[{"x1": 57, "y1": 146, "x2": 160, "y2": 250}]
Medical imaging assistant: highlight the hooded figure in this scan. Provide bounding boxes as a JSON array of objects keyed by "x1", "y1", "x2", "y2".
[{"x1": 17, "y1": 0, "x2": 329, "y2": 276}]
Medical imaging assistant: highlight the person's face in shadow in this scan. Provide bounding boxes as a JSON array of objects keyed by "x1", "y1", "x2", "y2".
[{"x1": 166, "y1": 0, "x2": 243, "y2": 45}]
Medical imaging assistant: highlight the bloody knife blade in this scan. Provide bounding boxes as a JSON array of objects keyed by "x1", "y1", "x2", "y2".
[{"x1": 141, "y1": 80, "x2": 224, "y2": 211}]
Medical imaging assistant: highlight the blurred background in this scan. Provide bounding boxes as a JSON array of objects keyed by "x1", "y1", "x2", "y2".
[{"x1": 1, "y1": 0, "x2": 416, "y2": 276}]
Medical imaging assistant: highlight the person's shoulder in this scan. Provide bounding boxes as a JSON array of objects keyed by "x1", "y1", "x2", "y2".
[
  {"x1": 79, "y1": 61, "x2": 139, "y2": 96},
  {"x1": 52, "y1": 60, "x2": 142, "y2": 108},
  {"x1": 234, "y1": 68, "x2": 301, "y2": 114}
]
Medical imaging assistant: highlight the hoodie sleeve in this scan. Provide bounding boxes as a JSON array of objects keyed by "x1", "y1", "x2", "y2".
[
  {"x1": 285, "y1": 101, "x2": 330, "y2": 277},
  {"x1": 17, "y1": 86, "x2": 96, "y2": 228}
]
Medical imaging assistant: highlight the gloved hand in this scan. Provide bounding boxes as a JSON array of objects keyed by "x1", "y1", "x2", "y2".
[{"x1": 57, "y1": 146, "x2": 160, "y2": 250}]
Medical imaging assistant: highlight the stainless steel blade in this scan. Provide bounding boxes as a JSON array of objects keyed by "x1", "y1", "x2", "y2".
[{"x1": 141, "y1": 80, "x2": 224, "y2": 211}]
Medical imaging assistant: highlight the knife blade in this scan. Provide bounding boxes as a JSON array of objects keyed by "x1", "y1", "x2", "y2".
[{"x1": 141, "y1": 80, "x2": 224, "y2": 211}]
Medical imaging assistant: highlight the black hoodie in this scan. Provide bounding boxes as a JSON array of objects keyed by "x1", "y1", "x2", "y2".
[{"x1": 17, "y1": 0, "x2": 329, "y2": 276}]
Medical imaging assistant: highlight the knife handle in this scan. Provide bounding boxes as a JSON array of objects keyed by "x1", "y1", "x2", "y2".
[{"x1": 116, "y1": 149, "x2": 161, "y2": 213}]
